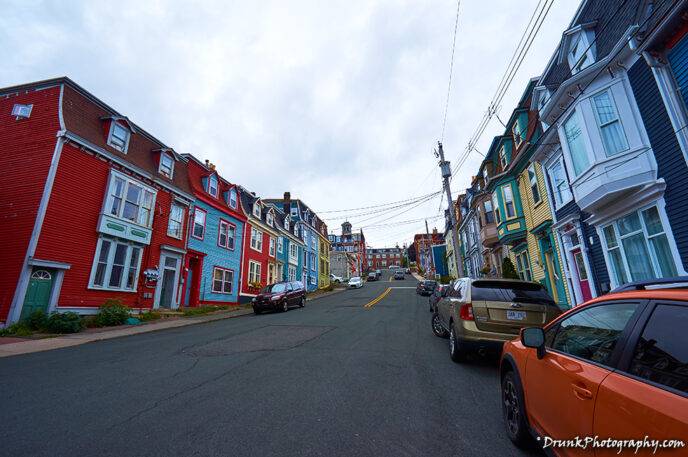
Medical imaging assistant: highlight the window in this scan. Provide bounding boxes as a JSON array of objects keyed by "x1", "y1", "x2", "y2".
[
  {"x1": 228, "y1": 188, "x2": 237, "y2": 209},
  {"x1": 284, "y1": 217, "x2": 290, "y2": 230},
  {"x1": 602, "y1": 206, "x2": 679, "y2": 286},
  {"x1": 192, "y1": 208, "x2": 206, "y2": 239},
  {"x1": 250, "y1": 228, "x2": 263, "y2": 251},
  {"x1": 512, "y1": 121, "x2": 523, "y2": 148},
  {"x1": 629, "y1": 304, "x2": 688, "y2": 394},
  {"x1": 206, "y1": 175, "x2": 218, "y2": 197},
  {"x1": 492, "y1": 193, "x2": 501, "y2": 224},
  {"x1": 108, "y1": 122, "x2": 130, "y2": 152},
  {"x1": 212, "y1": 267, "x2": 233, "y2": 294},
  {"x1": 277, "y1": 237, "x2": 284, "y2": 254},
  {"x1": 159, "y1": 153, "x2": 174, "y2": 178},
  {"x1": 567, "y1": 31, "x2": 595, "y2": 74},
  {"x1": 267, "y1": 212, "x2": 274, "y2": 227},
  {"x1": 289, "y1": 243, "x2": 298, "y2": 262},
  {"x1": 514, "y1": 251, "x2": 532, "y2": 281},
  {"x1": 502, "y1": 184, "x2": 516, "y2": 219},
  {"x1": 288, "y1": 265, "x2": 297, "y2": 281},
  {"x1": 218, "y1": 220, "x2": 235, "y2": 249},
  {"x1": 546, "y1": 157, "x2": 572, "y2": 208},
  {"x1": 291, "y1": 207, "x2": 298, "y2": 217},
  {"x1": 499, "y1": 146, "x2": 508, "y2": 170},
  {"x1": 528, "y1": 164, "x2": 541, "y2": 204},
  {"x1": 106, "y1": 174, "x2": 156, "y2": 228},
  {"x1": 167, "y1": 203, "x2": 184, "y2": 239},
  {"x1": 269, "y1": 237, "x2": 276, "y2": 256},
  {"x1": 551, "y1": 302, "x2": 639, "y2": 366},
  {"x1": 248, "y1": 261, "x2": 262, "y2": 284},
  {"x1": 563, "y1": 111, "x2": 590, "y2": 176},
  {"x1": 253, "y1": 203, "x2": 261, "y2": 218},
  {"x1": 90, "y1": 237, "x2": 142, "y2": 291},
  {"x1": 12, "y1": 103, "x2": 33, "y2": 119},
  {"x1": 592, "y1": 90, "x2": 628, "y2": 156}
]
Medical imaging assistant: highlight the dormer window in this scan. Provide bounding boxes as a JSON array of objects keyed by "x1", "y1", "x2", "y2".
[
  {"x1": 108, "y1": 122, "x2": 131, "y2": 153},
  {"x1": 207, "y1": 175, "x2": 218, "y2": 197},
  {"x1": 229, "y1": 188, "x2": 237, "y2": 209},
  {"x1": 159, "y1": 153, "x2": 174, "y2": 178},
  {"x1": 499, "y1": 146, "x2": 508, "y2": 170},
  {"x1": 284, "y1": 217, "x2": 290, "y2": 230},
  {"x1": 253, "y1": 203, "x2": 261, "y2": 218},
  {"x1": 512, "y1": 122, "x2": 523, "y2": 148},
  {"x1": 565, "y1": 27, "x2": 596, "y2": 75},
  {"x1": 267, "y1": 211, "x2": 274, "y2": 227}
]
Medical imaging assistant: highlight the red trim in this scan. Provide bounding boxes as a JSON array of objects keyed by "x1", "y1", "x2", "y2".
[
  {"x1": 211, "y1": 265, "x2": 234, "y2": 294},
  {"x1": 217, "y1": 218, "x2": 237, "y2": 250},
  {"x1": 192, "y1": 207, "x2": 207, "y2": 240}
]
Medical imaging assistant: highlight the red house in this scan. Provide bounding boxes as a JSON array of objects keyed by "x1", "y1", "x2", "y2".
[{"x1": 0, "y1": 77, "x2": 194, "y2": 325}]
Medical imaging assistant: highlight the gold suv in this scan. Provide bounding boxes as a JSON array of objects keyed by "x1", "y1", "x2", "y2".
[{"x1": 431, "y1": 278, "x2": 562, "y2": 362}]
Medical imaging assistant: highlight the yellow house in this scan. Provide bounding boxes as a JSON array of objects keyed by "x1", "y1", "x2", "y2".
[{"x1": 316, "y1": 219, "x2": 331, "y2": 289}]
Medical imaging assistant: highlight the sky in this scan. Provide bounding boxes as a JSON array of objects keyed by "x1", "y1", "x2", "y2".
[{"x1": 1, "y1": 0, "x2": 581, "y2": 248}]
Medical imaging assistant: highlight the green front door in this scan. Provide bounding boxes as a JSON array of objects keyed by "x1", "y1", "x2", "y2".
[{"x1": 21, "y1": 269, "x2": 54, "y2": 320}]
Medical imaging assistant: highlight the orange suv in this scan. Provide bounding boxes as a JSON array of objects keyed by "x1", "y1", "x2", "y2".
[{"x1": 500, "y1": 278, "x2": 688, "y2": 454}]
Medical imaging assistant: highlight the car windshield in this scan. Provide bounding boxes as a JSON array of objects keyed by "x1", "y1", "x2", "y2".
[
  {"x1": 471, "y1": 280, "x2": 554, "y2": 304},
  {"x1": 423, "y1": 281, "x2": 436, "y2": 286},
  {"x1": 350, "y1": 277, "x2": 360, "y2": 281},
  {"x1": 262, "y1": 283, "x2": 288, "y2": 293}
]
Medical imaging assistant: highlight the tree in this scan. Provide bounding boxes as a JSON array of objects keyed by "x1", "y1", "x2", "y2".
[
  {"x1": 401, "y1": 257, "x2": 409, "y2": 268},
  {"x1": 501, "y1": 257, "x2": 520, "y2": 280}
]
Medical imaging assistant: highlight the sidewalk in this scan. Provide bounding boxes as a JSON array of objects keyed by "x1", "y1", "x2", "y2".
[
  {"x1": 412, "y1": 272, "x2": 424, "y2": 281},
  {"x1": 0, "y1": 307, "x2": 253, "y2": 358}
]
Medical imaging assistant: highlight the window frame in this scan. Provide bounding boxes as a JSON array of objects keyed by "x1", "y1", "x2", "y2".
[
  {"x1": 104, "y1": 171, "x2": 157, "y2": 228},
  {"x1": 492, "y1": 193, "x2": 501, "y2": 225},
  {"x1": 266, "y1": 212, "x2": 274, "y2": 227},
  {"x1": 217, "y1": 219, "x2": 236, "y2": 250},
  {"x1": 501, "y1": 184, "x2": 516, "y2": 220},
  {"x1": 277, "y1": 237, "x2": 284, "y2": 254},
  {"x1": 250, "y1": 227, "x2": 263, "y2": 252},
  {"x1": 107, "y1": 121, "x2": 131, "y2": 153},
  {"x1": 211, "y1": 266, "x2": 234, "y2": 294},
  {"x1": 228, "y1": 188, "x2": 237, "y2": 209},
  {"x1": 590, "y1": 88, "x2": 629, "y2": 157},
  {"x1": 248, "y1": 260, "x2": 262, "y2": 284},
  {"x1": 253, "y1": 203, "x2": 261, "y2": 219},
  {"x1": 545, "y1": 155, "x2": 573, "y2": 209},
  {"x1": 498, "y1": 145, "x2": 508, "y2": 170},
  {"x1": 269, "y1": 237, "x2": 276, "y2": 257},
  {"x1": 88, "y1": 236, "x2": 143, "y2": 292},
  {"x1": 167, "y1": 203, "x2": 185, "y2": 239},
  {"x1": 207, "y1": 174, "x2": 218, "y2": 198},
  {"x1": 192, "y1": 207, "x2": 207, "y2": 240},
  {"x1": 159, "y1": 153, "x2": 175, "y2": 178},
  {"x1": 528, "y1": 164, "x2": 541, "y2": 205},
  {"x1": 514, "y1": 250, "x2": 532, "y2": 281}
]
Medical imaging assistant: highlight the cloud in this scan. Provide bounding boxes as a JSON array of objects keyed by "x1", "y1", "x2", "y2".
[{"x1": 0, "y1": 0, "x2": 580, "y2": 246}]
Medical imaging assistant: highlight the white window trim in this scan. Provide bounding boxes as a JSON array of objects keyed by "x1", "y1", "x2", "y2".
[
  {"x1": 228, "y1": 189, "x2": 238, "y2": 209},
  {"x1": 250, "y1": 227, "x2": 263, "y2": 252},
  {"x1": 545, "y1": 154, "x2": 573, "y2": 210},
  {"x1": 267, "y1": 212, "x2": 274, "y2": 227},
  {"x1": 167, "y1": 203, "x2": 185, "y2": 239},
  {"x1": 218, "y1": 219, "x2": 236, "y2": 250},
  {"x1": 269, "y1": 237, "x2": 276, "y2": 257},
  {"x1": 248, "y1": 260, "x2": 262, "y2": 284},
  {"x1": 501, "y1": 183, "x2": 517, "y2": 220},
  {"x1": 107, "y1": 121, "x2": 131, "y2": 153},
  {"x1": 277, "y1": 237, "x2": 284, "y2": 254},
  {"x1": 211, "y1": 267, "x2": 234, "y2": 294},
  {"x1": 566, "y1": 29, "x2": 596, "y2": 75},
  {"x1": 158, "y1": 153, "x2": 175, "y2": 179},
  {"x1": 192, "y1": 208, "x2": 207, "y2": 240},
  {"x1": 207, "y1": 175, "x2": 219, "y2": 198},
  {"x1": 88, "y1": 236, "x2": 143, "y2": 292},
  {"x1": 253, "y1": 203, "x2": 261, "y2": 218},
  {"x1": 590, "y1": 88, "x2": 629, "y2": 157},
  {"x1": 528, "y1": 164, "x2": 541, "y2": 205},
  {"x1": 104, "y1": 170, "x2": 158, "y2": 229}
]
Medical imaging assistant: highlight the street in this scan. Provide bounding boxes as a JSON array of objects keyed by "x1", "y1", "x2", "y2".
[{"x1": 0, "y1": 272, "x2": 540, "y2": 457}]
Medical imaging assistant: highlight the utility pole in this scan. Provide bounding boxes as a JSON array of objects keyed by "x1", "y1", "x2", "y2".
[{"x1": 436, "y1": 141, "x2": 464, "y2": 278}]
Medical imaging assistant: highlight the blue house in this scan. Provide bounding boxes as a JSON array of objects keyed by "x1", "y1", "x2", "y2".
[
  {"x1": 269, "y1": 204, "x2": 306, "y2": 284},
  {"x1": 182, "y1": 155, "x2": 245, "y2": 306}
]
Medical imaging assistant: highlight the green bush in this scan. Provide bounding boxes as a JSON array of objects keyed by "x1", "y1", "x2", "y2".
[
  {"x1": 0, "y1": 323, "x2": 33, "y2": 337},
  {"x1": 501, "y1": 258, "x2": 520, "y2": 280},
  {"x1": 138, "y1": 311, "x2": 162, "y2": 322},
  {"x1": 95, "y1": 299, "x2": 131, "y2": 327},
  {"x1": 25, "y1": 310, "x2": 48, "y2": 330},
  {"x1": 45, "y1": 312, "x2": 83, "y2": 334}
]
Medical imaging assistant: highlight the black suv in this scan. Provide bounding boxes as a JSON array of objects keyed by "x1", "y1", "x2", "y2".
[
  {"x1": 416, "y1": 280, "x2": 437, "y2": 296},
  {"x1": 252, "y1": 281, "x2": 306, "y2": 314}
]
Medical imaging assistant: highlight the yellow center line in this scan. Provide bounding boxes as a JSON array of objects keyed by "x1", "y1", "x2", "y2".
[
  {"x1": 364, "y1": 287, "x2": 392, "y2": 309},
  {"x1": 388, "y1": 276, "x2": 393, "y2": 282}
]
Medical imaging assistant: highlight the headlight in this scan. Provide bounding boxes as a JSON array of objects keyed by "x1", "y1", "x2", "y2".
[
  {"x1": 251, "y1": 298, "x2": 256, "y2": 302},
  {"x1": 270, "y1": 294, "x2": 283, "y2": 301}
]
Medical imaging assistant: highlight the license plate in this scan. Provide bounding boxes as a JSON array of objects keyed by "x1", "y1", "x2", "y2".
[{"x1": 506, "y1": 310, "x2": 526, "y2": 321}]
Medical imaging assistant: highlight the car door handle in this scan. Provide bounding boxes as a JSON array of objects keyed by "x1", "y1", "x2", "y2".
[{"x1": 572, "y1": 384, "x2": 593, "y2": 400}]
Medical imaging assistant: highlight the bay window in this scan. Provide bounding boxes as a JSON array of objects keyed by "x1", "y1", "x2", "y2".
[
  {"x1": 90, "y1": 237, "x2": 142, "y2": 291},
  {"x1": 492, "y1": 193, "x2": 501, "y2": 224},
  {"x1": 563, "y1": 110, "x2": 590, "y2": 176},
  {"x1": 167, "y1": 203, "x2": 184, "y2": 239},
  {"x1": 502, "y1": 184, "x2": 516, "y2": 219},
  {"x1": 251, "y1": 228, "x2": 263, "y2": 251},
  {"x1": 547, "y1": 156, "x2": 573, "y2": 208},
  {"x1": 528, "y1": 164, "x2": 541, "y2": 204},
  {"x1": 602, "y1": 205, "x2": 679, "y2": 286},
  {"x1": 591, "y1": 90, "x2": 628, "y2": 156},
  {"x1": 192, "y1": 208, "x2": 206, "y2": 239},
  {"x1": 212, "y1": 267, "x2": 233, "y2": 294},
  {"x1": 218, "y1": 220, "x2": 235, "y2": 249},
  {"x1": 106, "y1": 173, "x2": 157, "y2": 228}
]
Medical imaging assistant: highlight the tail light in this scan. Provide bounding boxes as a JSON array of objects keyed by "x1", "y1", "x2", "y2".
[{"x1": 459, "y1": 303, "x2": 474, "y2": 321}]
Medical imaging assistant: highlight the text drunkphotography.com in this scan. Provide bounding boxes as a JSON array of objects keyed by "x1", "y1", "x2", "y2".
[{"x1": 538, "y1": 436, "x2": 685, "y2": 454}]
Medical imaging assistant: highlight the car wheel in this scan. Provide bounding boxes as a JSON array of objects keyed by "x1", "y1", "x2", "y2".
[
  {"x1": 502, "y1": 371, "x2": 532, "y2": 448},
  {"x1": 282, "y1": 301, "x2": 289, "y2": 312},
  {"x1": 253, "y1": 307, "x2": 261, "y2": 315},
  {"x1": 431, "y1": 313, "x2": 449, "y2": 338},
  {"x1": 449, "y1": 325, "x2": 468, "y2": 363},
  {"x1": 299, "y1": 297, "x2": 305, "y2": 308}
]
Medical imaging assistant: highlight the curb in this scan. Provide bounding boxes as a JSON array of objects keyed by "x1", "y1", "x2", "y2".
[{"x1": 0, "y1": 309, "x2": 254, "y2": 358}]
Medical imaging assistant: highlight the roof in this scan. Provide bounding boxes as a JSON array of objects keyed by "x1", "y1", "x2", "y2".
[{"x1": 183, "y1": 154, "x2": 244, "y2": 219}]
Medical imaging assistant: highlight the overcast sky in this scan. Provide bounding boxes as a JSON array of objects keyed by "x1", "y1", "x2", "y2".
[{"x1": 2, "y1": 0, "x2": 580, "y2": 247}]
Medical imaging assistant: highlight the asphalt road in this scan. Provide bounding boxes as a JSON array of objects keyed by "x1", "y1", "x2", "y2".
[{"x1": 0, "y1": 272, "x2": 542, "y2": 457}]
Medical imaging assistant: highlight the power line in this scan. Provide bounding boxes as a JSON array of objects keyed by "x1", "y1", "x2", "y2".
[
  {"x1": 317, "y1": 190, "x2": 441, "y2": 214},
  {"x1": 321, "y1": 191, "x2": 442, "y2": 221},
  {"x1": 440, "y1": 0, "x2": 463, "y2": 142}
]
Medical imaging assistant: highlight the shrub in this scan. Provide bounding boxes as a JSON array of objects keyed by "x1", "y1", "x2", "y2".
[
  {"x1": 138, "y1": 311, "x2": 162, "y2": 322},
  {"x1": 0, "y1": 323, "x2": 33, "y2": 337},
  {"x1": 501, "y1": 258, "x2": 520, "y2": 280},
  {"x1": 25, "y1": 310, "x2": 48, "y2": 331},
  {"x1": 45, "y1": 312, "x2": 83, "y2": 334},
  {"x1": 95, "y1": 299, "x2": 131, "y2": 327}
]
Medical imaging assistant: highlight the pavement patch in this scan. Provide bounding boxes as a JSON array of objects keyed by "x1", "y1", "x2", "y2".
[{"x1": 183, "y1": 325, "x2": 334, "y2": 357}]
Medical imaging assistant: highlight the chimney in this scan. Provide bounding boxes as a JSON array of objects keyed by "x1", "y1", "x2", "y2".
[{"x1": 283, "y1": 191, "x2": 291, "y2": 215}]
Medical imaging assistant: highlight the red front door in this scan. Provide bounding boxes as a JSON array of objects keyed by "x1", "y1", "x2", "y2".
[{"x1": 572, "y1": 249, "x2": 592, "y2": 302}]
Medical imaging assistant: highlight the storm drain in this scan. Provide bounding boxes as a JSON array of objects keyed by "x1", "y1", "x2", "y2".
[{"x1": 183, "y1": 325, "x2": 334, "y2": 357}]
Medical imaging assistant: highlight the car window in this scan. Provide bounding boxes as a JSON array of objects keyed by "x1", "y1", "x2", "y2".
[
  {"x1": 551, "y1": 302, "x2": 639, "y2": 366},
  {"x1": 270, "y1": 283, "x2": 287, "y2": 293},
  {"x1": 471, "y1": 280, "x2": 554, "y2": 304},
  {"x1": 628, "y1": 304, "x2": 688, "y2": 394}
]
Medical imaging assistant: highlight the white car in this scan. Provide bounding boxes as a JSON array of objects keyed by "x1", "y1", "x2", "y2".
[
  {"x1": 329, "y1": 274, "x2": 344, "y2": 284},
  {"x1": 348, "y1": 276, "x2": 363, "y2": 288}
]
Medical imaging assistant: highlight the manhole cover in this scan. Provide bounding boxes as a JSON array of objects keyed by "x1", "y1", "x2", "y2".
[{"x1": 184, "y1": 325, "x2": 334, "y2": 357}]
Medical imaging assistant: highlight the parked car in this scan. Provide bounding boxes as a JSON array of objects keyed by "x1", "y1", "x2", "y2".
[
  {"x1": 416, "y1": 280, "x2": 437, "y2": 296},
  {"x1": 405, "y1": 268, "x2": 410, "y2": 274},
  {"x1": 252, "y1": 281, "x2": 306, "y2": 314},
  {"x1": 367, "y1": 272, "x2": 377, "y2": 281},
  {"x1": 393, "y1": 270, "x2": 405, "y2": 280},
  {"x1": 432, "y1": 279, "x2": 561, "y2": 362},
  {"x1": 375, "y1": 269, "x2": 382, "y2": 279},
  {"x1": 500, "y1": 278, "x2": 688, "y2": 451},
  {"x1": 429, "y1": 284, "x2": 449, "y2": 313},
  {"x1": 329, "y1": 273, "x2": 343, "y2": 284},
  {"x1": 348, "y1": 276, "x2": 364, "y2": 289}
]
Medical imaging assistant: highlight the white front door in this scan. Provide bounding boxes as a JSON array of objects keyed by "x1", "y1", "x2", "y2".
[{"x1": 156, "y1": 253, "x2": 181, "y2": 309}]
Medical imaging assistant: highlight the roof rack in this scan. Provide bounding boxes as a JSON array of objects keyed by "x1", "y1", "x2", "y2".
[{"x1": 611, "y1": 276, "x2": 688, "y2": 292}]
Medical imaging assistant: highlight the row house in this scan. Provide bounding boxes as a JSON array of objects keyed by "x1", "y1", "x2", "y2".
[
  {"x1": 268, "y1": 203, "x2": 306, "y2": 284},
  {"x1": 0, "y1": 78, "x2": 194, "y2": 324},
  {"x1": 413, "y1": 231, "x2": 443, "y2": 274},
  {"x1": 328, "y1": 221, "x2": 367, "y2": 276},
  {"x1": 315, "y1": 218, "x2": 331, "y2": 288},
  {"x1": 366, "y1": 247, "x2": 403, "y2": 270},
  {"x1": 330, "y1": 251, "x2": 358, "y2": 280}
]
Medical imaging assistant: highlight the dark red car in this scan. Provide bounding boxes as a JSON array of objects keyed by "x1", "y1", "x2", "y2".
[{"x1": 252, "y1": 281, "x2": 306, "y2": 314}]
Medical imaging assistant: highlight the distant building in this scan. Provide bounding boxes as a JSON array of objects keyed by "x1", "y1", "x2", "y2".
[
  {"x1": 366, "y1": 247, "x2": 403, "y2": 270},
  {"x1": 328, "y1": 221, "x2": 367, "y2": 275}
]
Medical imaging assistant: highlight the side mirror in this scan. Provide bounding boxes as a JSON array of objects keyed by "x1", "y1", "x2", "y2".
[{"x1": 521, "y1": 327, "x2": 546, "y2": 359}]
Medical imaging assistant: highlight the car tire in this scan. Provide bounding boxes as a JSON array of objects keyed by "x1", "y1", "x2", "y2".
[
  {"x1": 282, "y1": 301, "x2": 289, "y2": 313},
  {"x1": 449, "y1": 325, "x2": 468, "y2": 363},
  {"x1": 299, "y1": 297, "x2": 305, "y2": 308},
  {"x1": 253, "y1": 307, "x2": 261, "y2": 315},
  {"x1": 431, "y1": 313, "x2": 449, "y2": 338},
  {"x1": 501, "y1": 370, "x2": 532, "y2": 449}
]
